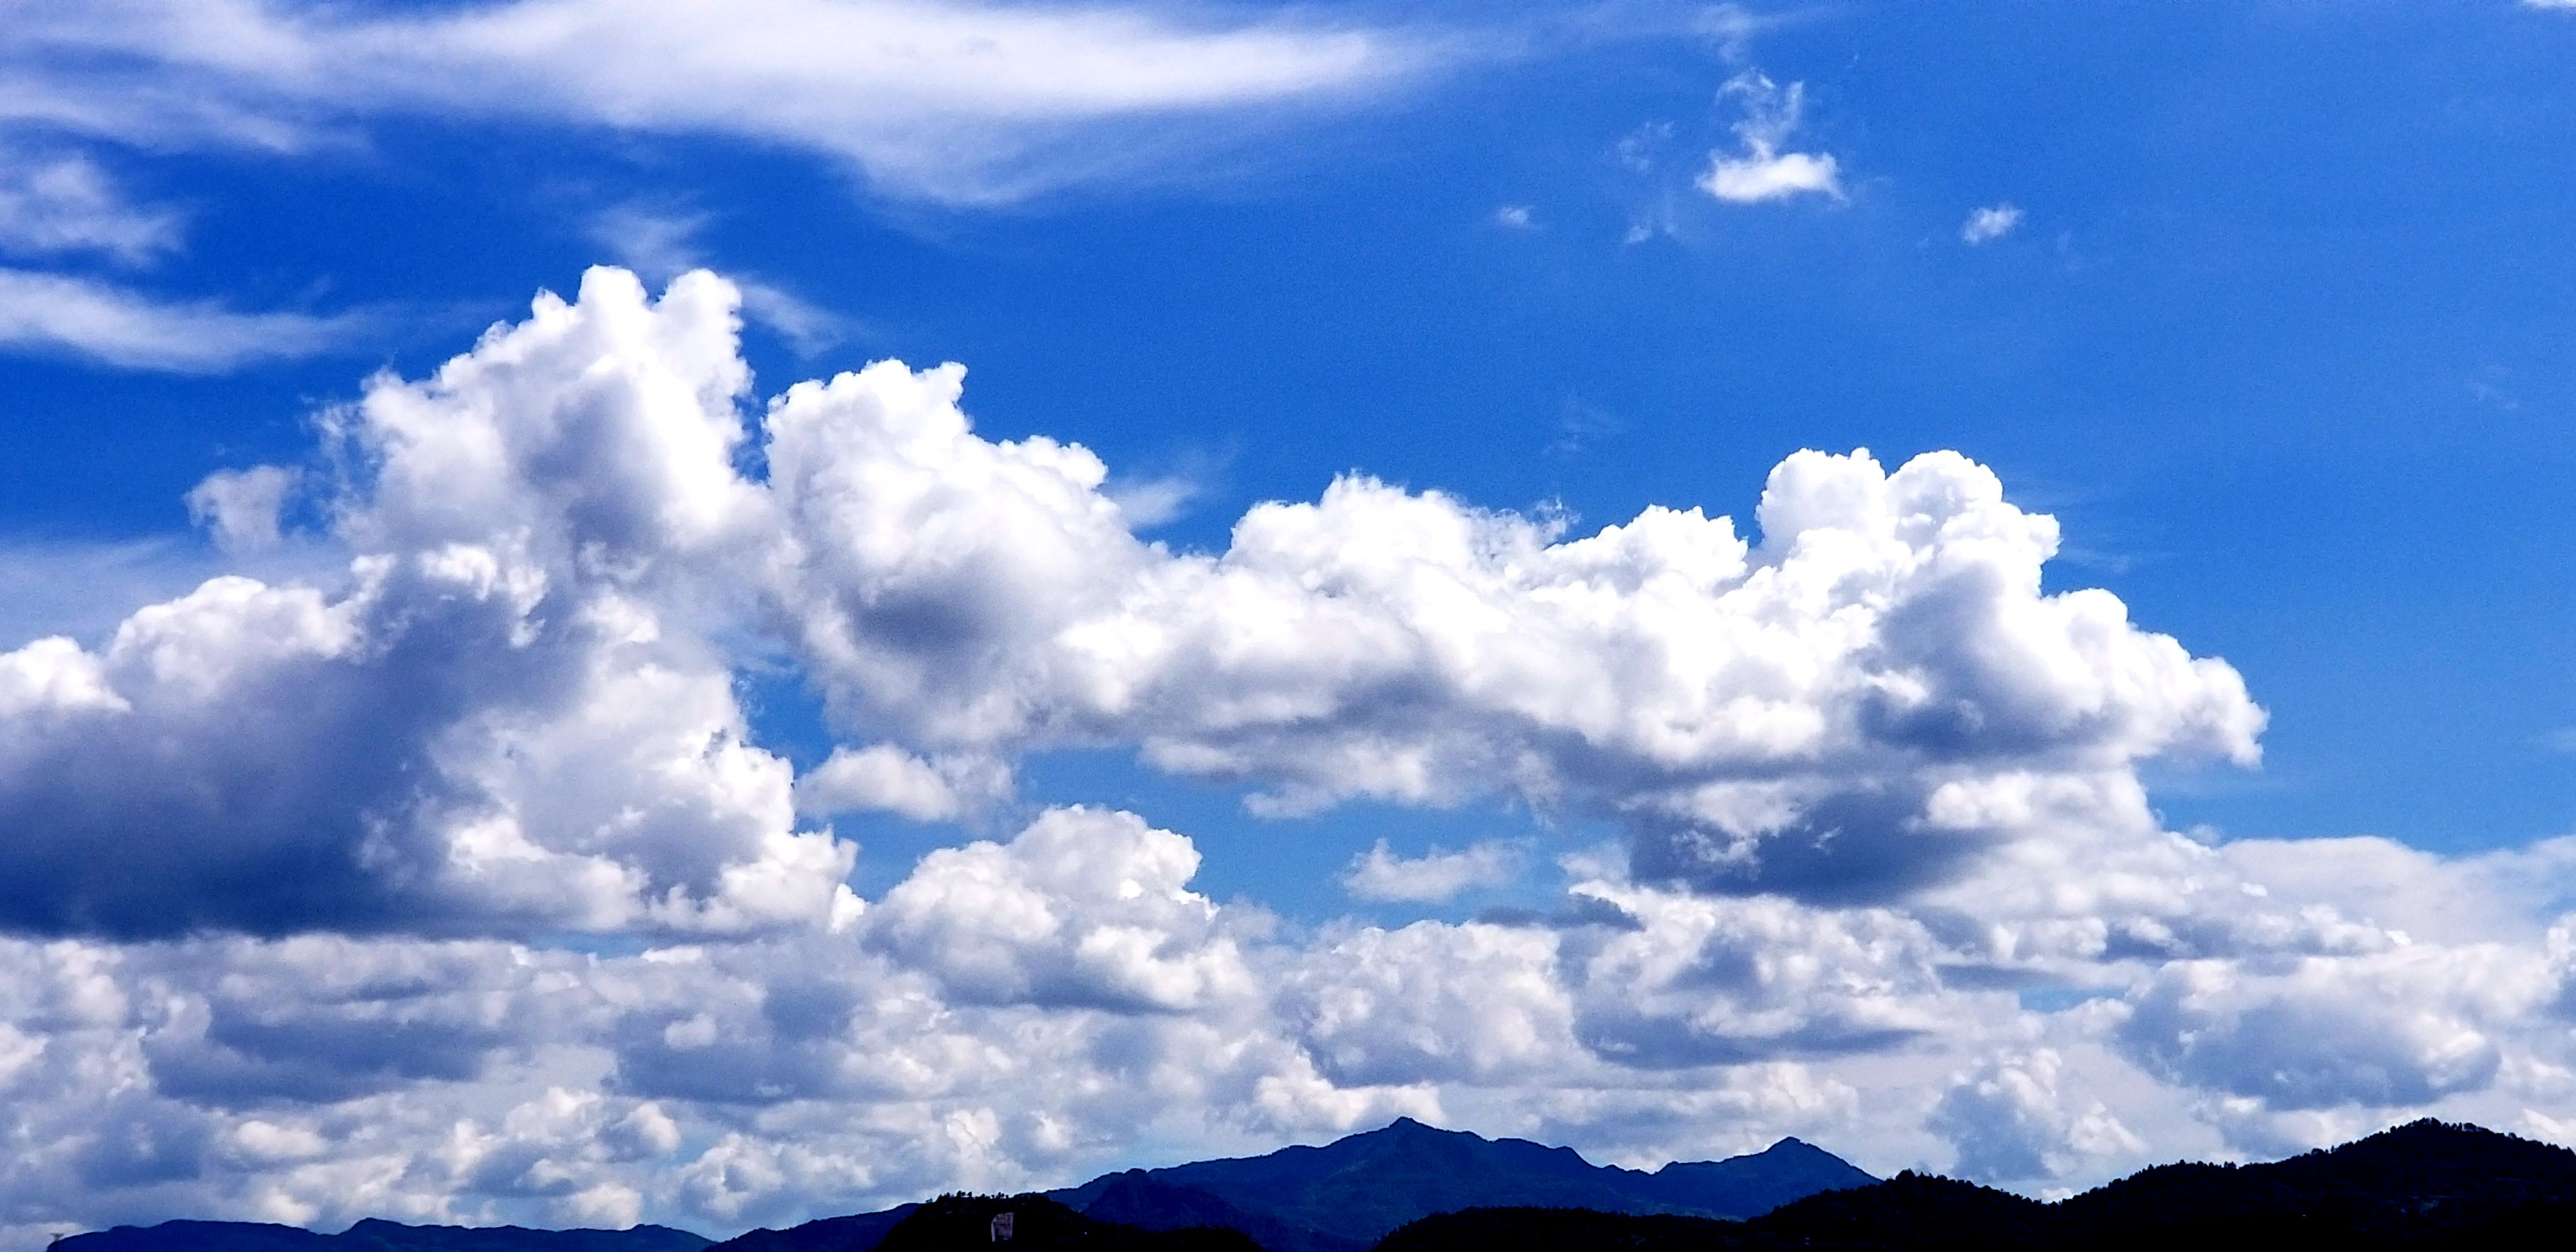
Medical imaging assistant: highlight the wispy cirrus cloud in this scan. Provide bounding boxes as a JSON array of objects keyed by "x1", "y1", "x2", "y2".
[
  {"x1": 1, "y1": 0, "x2": 1434, "y2": 204},
  {"x1": 0, "y1": 149, "x2": 182, "y2": 264},
  {"x1": 0, "y1": 268, "x2": 367, "y2": 371},
  {"x1": 586, "y1": 201, "x2": 852, "y2": 354}
]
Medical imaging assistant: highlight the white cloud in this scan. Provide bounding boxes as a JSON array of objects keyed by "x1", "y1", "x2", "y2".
[
  {"x1": 0, "y1": 149, "x2": 181, "y2": 263},
  {"x1": 1961, "y1": 204, "x2": 2023, "y2": 245},
  {"x1": 8, "y1": 267, "x2": 2576, "y2": 1237},
  {"x1": 0, "y1": 264, "x2": 2271, "y2": 933},
  {"x1": 0, "y1": 798, "x2": 2566, "y2": 1238},
  {"x1": 1696, "y1": 73, "x2": 1841, "y2": 204},
  {"x1": 0, "y1": 268, "x2": 361, "y2": 371},
  {"x1": 1701, "y1": 149, "x2": 1839, "y2": 204},
  {"x1": 187, "y1": 465, "x2": 301, "y2": 553},
  {"x1": 2117, "y1": 945, "x2": 2544, "y2": 1113},
  {"x1": 1287, "y1": 919, "x2": 1572, "y2": 1085},
  {"x1": 0, "y1": 270, "x2": 855, "y2": 937},
  {"x1": 865, "y1": 806, "x2": 1255, "y2": 1012},
  {"x1": 1932, "y1": 1049, "x2": 2144, "y2": 1184},
  {"x1": 2, "y1": 0, "x2": 1425, "y2": 204},
  {"x1": 796, "y1": 744, "x2": 1005, "y2": 823},
  {"x1": 760, "y1": 354, "x2": 2261, "y2": 904},
  {"x1": 1494, "y1": 204, "x2": 1535, "y2": 229},
  {"x1": 1105, "y1": 471, "x2": 1203, "y2": 530},
  {"x1": 1342, "y1": 839, "x2": 1526, "y2": 903}
]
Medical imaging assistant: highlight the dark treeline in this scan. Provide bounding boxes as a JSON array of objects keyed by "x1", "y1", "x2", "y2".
[{"x1": 1377, "y1": 1119, "x2": 2576, "y2": 1251}]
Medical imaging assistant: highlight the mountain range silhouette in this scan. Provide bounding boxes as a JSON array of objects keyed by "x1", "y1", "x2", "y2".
[{"x1": 59, "y1": 1116, "x2": 2576, "y2": 1252}]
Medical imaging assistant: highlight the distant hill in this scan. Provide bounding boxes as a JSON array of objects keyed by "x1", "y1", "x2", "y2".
[
  {"x1": 1042, "y1": 1118, "x2": 1873, "y2": 1251},
  {"x1": 2047, "y1": 1117, "x2": 2576, "y2": 1248},
  {"x1": 61, "y1": 1118, "x2": 2576, "y2": 1251},
  {"x1": 719, "y1": 1118, "x2": 1874, "y2": 1252},
  {"x1": 56, "y1": 1219, "x2": 712, "y2": 1252},
  {"x1": 1377, "y1": 1118, "x2": 2576, "y2": 1250},
  {"x1": 707, "y1": 1205, "x2": 917, "y2": 1252}
]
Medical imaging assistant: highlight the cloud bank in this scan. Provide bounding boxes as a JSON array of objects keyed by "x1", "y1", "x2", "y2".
[{"x1": 4, "y1": 269, "x2": 2576, "y2": 1242}]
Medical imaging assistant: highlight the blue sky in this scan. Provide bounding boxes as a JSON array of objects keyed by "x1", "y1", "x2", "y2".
[{"x1": 4, "y1": 0, "x2": 2576, "y2": 1240}]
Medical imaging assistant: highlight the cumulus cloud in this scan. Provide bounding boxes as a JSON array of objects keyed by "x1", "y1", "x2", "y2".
[
  {"x1": 0, "y1": 0, "x2": 1424, "y2": 204},
  {"x1": 1961, "y1": 204, "x2": 2023, "y2": 244},
  {"x1": 1932, "y1": 1049, "x2": 2144, "y2": 1184},
  {"x1": 0, "y1": 261, "x2": 2260, "y2": 952},
  {"x1": 2117, "y1": 946, "x2": 2542, "y2": 1113},
  {"x1": 1342, "y1": 839, "x2": 1526, "y2": 903},
  {"x1": 0, "y1": 268, "x2": 364, "y2": 370},
  {"x1": 796, "y1": 744, "x2": 1005, "y2": 823},
  {"x1": 6, "y1": 801, "x2": 2572, "y2": 1240},
  {"x1": 0, "y1": 270, "x2": 856, "y2": 937},
  {"x1": 866, "y1": 806, "x2": 1255, "y2": 1012},
  {"x1": 1697, "y1": 73, "x2": 1841, "y2": 204},
  {"x1": 758, "y1": 351, "x2": 2260, "y2": 905},
  {"x1": 9, "y1": 266, "x2": 2576, "y2": 1239}
]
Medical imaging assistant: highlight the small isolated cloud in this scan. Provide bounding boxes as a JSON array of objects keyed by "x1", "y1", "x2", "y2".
[
  {"x1": 1961, "y1": 203, "x2": 2024, "y2": 245},
  {"x1": 1343, "y1": 839, "x2": 1526, "y2": 903},
  {"x1": 1494, "y1": 205, "x2": 1535, "y2": 229},
  {"x1": 1703, "y1": 149, "x2": 1837, "y2": 204},
  {"x1": 2524, "y1": 1, "x2": 2576, "y2": 10},
  {"x1": 0, "y1": 268, "x2": 361, "y2": 371},
  {"x1": 1697, "y1": 73, "x2": 1841, "y2": 204},
  {"x1": 186, "y1": 466, "x2": 301, "y2": 553}
]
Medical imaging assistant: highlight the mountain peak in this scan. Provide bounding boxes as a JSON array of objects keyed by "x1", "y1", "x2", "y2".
[
  {"x1": 1372, "y1": 1116, "x2": 1457, "y2": 1137},
  {"x1": 1038, "y1": 1118, "x2": 1874, "y2": 1251}
]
